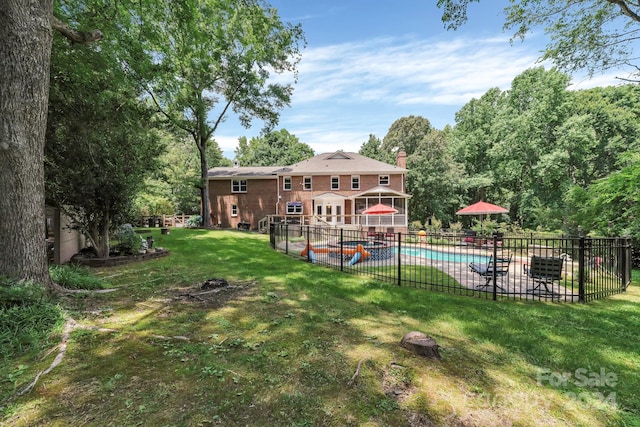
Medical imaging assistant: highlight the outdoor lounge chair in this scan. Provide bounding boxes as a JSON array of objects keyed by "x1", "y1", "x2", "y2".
[
  {"x1": 366, "y1": 226, "x2": 376, "y2": 239},
  {"x1": 385, "y1": 227, "x2": 395, "y2": 240},
  {"x1": 524, "y1": 256, "x2": 564, "y2": 295},
  {"x1": 469, "y1": 254, "x2": 512, "y2": 292}
]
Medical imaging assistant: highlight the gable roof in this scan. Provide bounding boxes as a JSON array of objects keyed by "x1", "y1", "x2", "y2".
[
  {"x1": 278, "y1": 151, "x2": 405, "y2": 175},
  {"x1": 208, "y1": 166, "x2": 282, "y2": 179},
  {"x1": 207, "y1": 151, "x2": 406, "y2": 178}
]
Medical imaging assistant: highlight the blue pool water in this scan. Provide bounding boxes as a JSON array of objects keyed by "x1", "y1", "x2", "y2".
[{"x1": 400, "y1": 247, "x2": 490, "y2": 264}]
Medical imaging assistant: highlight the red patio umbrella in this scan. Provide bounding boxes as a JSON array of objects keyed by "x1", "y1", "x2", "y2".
[
  {"x1": 362, "y1": 203, "x2": 398, "y2": 215},
  {"x1": 456, "y1": 201, "x2": 508, "y2": 216}
]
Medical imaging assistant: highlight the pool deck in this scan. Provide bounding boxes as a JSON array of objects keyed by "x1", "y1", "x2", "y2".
[{"x1": 283, "y1": 240, "x2": 580, "y2": 302}]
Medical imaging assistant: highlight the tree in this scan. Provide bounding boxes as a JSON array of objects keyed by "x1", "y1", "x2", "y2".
[
  {"x1": 406, "y1": 130, "x2": 461, "y2": 225},
  {"x1": 566, "y1": 152, "x2": 640, "y2": 240},
  {"x1": 46, "y1": 35, "x2": 163, "y2": 258},
  {"x1": 450, "y1": 87, "x2": 506, "y2": 201},
  {"x1": 382, "y1": 116, "x2": 433, "y2": 157},
  {"x1": 0, "y1": 2, "x2": 102, "y2": 285},
  {"x1": 234, "y1": 129, "x2": 314, "y2": 166},
  {"x1": 438, "y1": 0, "x2": 640, "y2": 80},
  {"x1": 120, "y1": 0, "x2": 305, "y2": 227},
  {"x1": 359, "y1": 134, "x2": 394, "y2": 164}
]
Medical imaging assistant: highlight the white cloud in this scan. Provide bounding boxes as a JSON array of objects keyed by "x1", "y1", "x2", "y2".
[{"x1": 215, "y1": 32, "x2": 626, "y2": 157}]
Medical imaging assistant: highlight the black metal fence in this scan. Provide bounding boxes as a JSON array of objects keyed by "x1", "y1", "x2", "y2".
[{"x1": 270, "y1": 224, "x2": 633, "y2": 303}]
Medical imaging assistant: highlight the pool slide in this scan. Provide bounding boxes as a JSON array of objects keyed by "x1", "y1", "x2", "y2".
[{"x1": 301, "y1": 242, "x2": 371, "y2": 265}]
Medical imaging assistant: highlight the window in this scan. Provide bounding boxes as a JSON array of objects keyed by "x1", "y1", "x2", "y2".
[
  {"x1": 351, "y1": 175, "x2": 360, "y2": 190},
  {"x1": 231, "y1": 204, "x2": 238, "y2": 217},
  {"x1": 286, "y1": 202, "x2": 303, "y2": 215},
  {"x1": 303, "y1": 176, "x2": 312, "y2": 190},
  {"x1": 331, "y1": 176, "x2": 340, "y2": 190},
  {"x1": 232, "y1": 179, "x2": 247, "y2": 193},
  {"x1": 283, "y1": 176, "x2": 292, "y2": 191},
  {"x1": 379, "y1": 175, "x2": 390, "y2": 186}
]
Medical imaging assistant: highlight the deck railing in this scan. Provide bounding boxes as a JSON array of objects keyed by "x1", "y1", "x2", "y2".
[{"x1": 270, "y1": 224, "x2": 632, "y2": 303}]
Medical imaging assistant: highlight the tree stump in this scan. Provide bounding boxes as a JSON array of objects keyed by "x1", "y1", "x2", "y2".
[{"x1": 400, "y1": 332, "x2": 441, "y2": 360}]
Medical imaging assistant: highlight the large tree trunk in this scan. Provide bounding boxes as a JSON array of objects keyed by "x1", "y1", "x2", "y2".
[
  {"x1": 0, "y1": 1, "x2": 54, "y2": 285},
  {"x1": 198, "y1": 140, "x2": 211, "y2": 228}
]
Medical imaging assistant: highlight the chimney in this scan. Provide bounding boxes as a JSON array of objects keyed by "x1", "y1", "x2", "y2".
[
  {"x1": 233, "y1": 159, "x2": 239, "y2": 168},
  {"x1": 396, "y1": 150, "x2": 407, "y2": 168}
]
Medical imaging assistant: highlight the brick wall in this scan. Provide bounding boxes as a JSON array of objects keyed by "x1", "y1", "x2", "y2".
[{"x1": 209, "y1": 179, "x2": 278, "y2": 229}]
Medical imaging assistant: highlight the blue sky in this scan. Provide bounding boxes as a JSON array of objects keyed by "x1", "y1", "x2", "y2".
[{"x1": 215, "y1": 1, "x2": 627, "y2": 159}]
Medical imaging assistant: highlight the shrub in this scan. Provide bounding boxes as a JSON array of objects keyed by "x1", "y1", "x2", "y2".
[
  {"x1": 186, "y1": 215, "x2": 202, "y2": 228},
  {"x1": 114, "y1": 223, "x2": 142, "y2": 254}
]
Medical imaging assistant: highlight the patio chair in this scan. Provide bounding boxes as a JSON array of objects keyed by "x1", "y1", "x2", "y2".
[
  {"x1": 524, "y1": 256, "x2": 563, "y2": 295},
  {"x1": 385, "y1": 227, "x2": 395, "y2": 240},
  {"x1": 469, "y1": 254, "x2": 512, "y2": 292},
  {"x1": 366, "y1": 226, "x2": 376, "y2": 239}
]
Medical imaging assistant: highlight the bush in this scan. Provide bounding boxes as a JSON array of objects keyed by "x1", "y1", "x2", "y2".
[
  {"x1": 114, "y1": 223, "x2": 142, "y2": 254},
  {"x1": 186, "y1": 215, "x2": 202, "y2": 228}
]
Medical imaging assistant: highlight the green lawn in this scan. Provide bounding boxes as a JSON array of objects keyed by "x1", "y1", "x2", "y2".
[{"x1": 2, "y1": 228, "x2": 639, "y2": 426}]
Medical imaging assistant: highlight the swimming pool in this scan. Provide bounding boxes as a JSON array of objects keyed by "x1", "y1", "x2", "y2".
[{"x1": 400, "y1": 247, "x2": 490, "y2": 264}]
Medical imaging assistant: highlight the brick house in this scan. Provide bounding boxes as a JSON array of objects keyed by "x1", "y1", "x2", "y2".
[{"x1": 208, "y1": 150, "x2": 410, "y2": 231}]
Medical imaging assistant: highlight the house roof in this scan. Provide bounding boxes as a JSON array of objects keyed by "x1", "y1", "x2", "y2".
[
  {"x1": 207, "y1": 151, "x2": 406, "y2": 178},
  {"x1": 208, "y1": 166, "x2": 281, "y2": 179},
  {"x1": 279, "y1": 151, "x2": 406, "y2": 175},
  {"x1": 351, "y1": 186, "x2": 412, "y2": 199}
]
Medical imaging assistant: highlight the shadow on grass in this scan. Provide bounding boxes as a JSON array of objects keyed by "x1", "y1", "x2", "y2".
[{"x1": 3, "y1": 228, "x2": 638, "y2": 426}]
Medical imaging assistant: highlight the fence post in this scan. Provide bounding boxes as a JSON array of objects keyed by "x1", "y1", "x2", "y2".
[
  {"x1": 284, "y1": 223, "x2": 289, "y2": 255},
  {"x1": 492, "y1": 235, "x2": 498, "y2": 301},
  {"x1": 397, "y1": 232, "x2": 402, "y2": 286},
  {"x1": 305, "y1": 225, "x2": 311, "y2": 262},
  {"x1": 340, "y1": 228, "x2": 344, "y2": 272},
  {"x1": 578, "y1": 235, "x2": 586, "y2": 303}
]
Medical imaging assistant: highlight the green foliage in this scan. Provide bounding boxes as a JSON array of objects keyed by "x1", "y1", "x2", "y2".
[
  {"x1": 0, "y1": 303, "x2": 64, "y2": 359},
  {"x1": 0, "y1": 278, "x2": 47, "y2": 308},
  {"x1": 0, "y1": 276, "x2": 64, "y2": 360},
  {"x1": 186, "y1": 215, "x2": 202, "y2": 228},
  {"x1": 567, "y1": 152, "x2": 640, "y2": 241},
  {"x1": 449, "y1": 221, "x2": 463, "y2": 232},
  {"x1": 382, "y1": 115, "x2": 433, "y2": 157},
  {"x1": 45, "y1": 27, "x2": 164, "y2": 257},
  {"x1": 234, "y1": 129, "x2": 314, "y2": 166},
  {"x1": 114, "y1": 224, "x2": 143, "y2": 254},
  {"x1": 439, "y1": 0, "x2": 640, "y2": 80},
  {"x1": 426, "y1": 216, "x2": 443, "y2": 232},
  {"x1": 358, "y1": 134, "x2": 394, "y2": 164},
  {"x1": 117, "y1": 0, "x2": 306, "y2": 226},
  {"x1": 2, "y1": 229, "x2": 639, "y2": 426},
  {"x1": 406, "y1": 129, "x2": 461, "y2": 224},
  {"x1": 49, "y1": 264, "x2": 106, "y2": 291},
  {"x1": 450, "y1": 67, "x2": 640, "y2": 233},
  {"x1": 409, "y1": 220, "x2": 423, "y2": 231},
  {"x1": 134, "y1": 192, "x2": 174, "y2": 218}
]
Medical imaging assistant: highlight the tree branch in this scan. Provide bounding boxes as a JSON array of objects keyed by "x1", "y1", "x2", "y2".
[
  {"x1": 51, "y1": 15, "x2": 103, "y2": 44},
  {"x1": 607, "y1": 0, "x2": 640, "y2": 24}
]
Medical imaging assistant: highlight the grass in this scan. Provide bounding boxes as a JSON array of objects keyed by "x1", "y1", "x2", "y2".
[{"x1": 1, "y1": 227, "x2": 639, "y2": 426}]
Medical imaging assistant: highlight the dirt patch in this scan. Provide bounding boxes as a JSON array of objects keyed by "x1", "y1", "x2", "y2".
[{"x1": 170, "y1": 278, "x2": 253, "y2": 309}]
